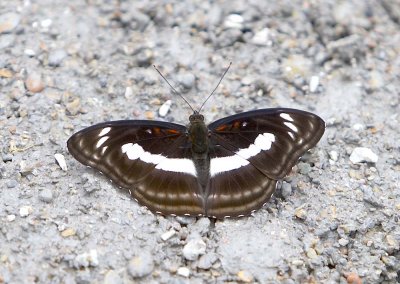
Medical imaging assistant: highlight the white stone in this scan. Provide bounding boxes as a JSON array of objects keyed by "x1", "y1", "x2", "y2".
[
  {"x1": 40, "y1": 19, "x2": 52, "y2": 28},
  {"x1": 124, "y1": 86, "x2": 133, "y2": 99},
  {"x1": 329, "y1": 150, "x2": 338, "y2": 162},
  {"x1": 350, "y1": 147, "x2": 378, "y2": 164},
  {"x1": 73, "y1": 249, "x2": 99, "y2": 268},
  {"x1": 309, "y1": 76, "x2": 319, "y2": 93},
  {"x1": 224, "y1": 14, "x2": 243, "y2": 29},
  {"x1": 158, "y1": 100, "x2": 172, "y2": 117},
  {"x1": 177, "y1": 267, "x2": 190, "y2": 277},
  {"x1": 19, "y1": 206, "x2": 32, "y2": 217},
  {"x1": 7, "y1": 214, "x2": 16, "y2": 222},
  {"x1": 252, "y1": 28, "x2": 271, "y2": 46},
  {"x1": 182, "y1": 239, "x2": 206, "y2": 261},
  {"x1": 352, "y1": 123, "x2": 364, "y2": 131},
  {"x1": 55, "y1": 153, "x2": 67, "y2": 171},
  {"x1": 24, "y1": 49, "x2": 36, "y2": 56},
  {"x1": 161, "y1": 229, "x2": 176, "y2": 241}
]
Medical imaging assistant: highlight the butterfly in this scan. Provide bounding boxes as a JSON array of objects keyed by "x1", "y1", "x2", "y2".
[{"x1": 67, "y1": 64, "x2": 325, "y2": 218}]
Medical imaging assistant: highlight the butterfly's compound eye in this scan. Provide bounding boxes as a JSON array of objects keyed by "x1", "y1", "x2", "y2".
[{"x1": 189, "y1": 114, "x2": 204, "y2": 122}]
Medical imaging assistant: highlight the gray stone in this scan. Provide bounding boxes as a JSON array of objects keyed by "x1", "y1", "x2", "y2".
[
  {"x1": 39, "y1": 188, "x2": 54, "y2": 203},
  {"x1": 0, "y1": 12, "x2": 21, "y2": 33},
  {"x1": 197, "y1": 253, "x2": 217, "y2": 269},
  {"x1": 177, "y1": 73, "x2": 195, "y2": 89},
  {"x1": 48, "y1": 49, "x2": 68, "y2": 66},
  {"x1": 6, "y1": 179, "x2": 18, "y2": 188},
  {"x1": 281, "y1": 182, "x2": 293, "y2": 199},
  {"x1": 128, "y1": 252, "x2": 154, "y2": 278},
  {"x1": 298, "y1": 162, "x2": 312, "y2": 175},
  {"x1": 104, "y1": 270, "x2": 123, "y2": 284}
]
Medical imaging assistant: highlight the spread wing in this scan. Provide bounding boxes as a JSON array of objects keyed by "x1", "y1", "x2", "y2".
[
  {"x1": 205, "y1": 108, "x2": 325, "y2": 218},
  {"x1": 67, "y1": 120, "x2": 204, "y2": 216}
]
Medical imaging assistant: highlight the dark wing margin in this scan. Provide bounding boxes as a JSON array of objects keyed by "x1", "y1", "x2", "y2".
[
  {"x1": 67, "y1": 120, "x2": 204, "y2": 216},
  {"x1": 206, "y1": 108, "x2": 325, "y2": 217}
]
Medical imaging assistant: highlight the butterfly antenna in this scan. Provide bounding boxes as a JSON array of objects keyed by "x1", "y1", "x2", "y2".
[
  {"x1": 198, "y1": 61, "x2": 232, "y2": 113},
  {"x1": 153, "y1": 65, "x2": 196, "y2": 113}
]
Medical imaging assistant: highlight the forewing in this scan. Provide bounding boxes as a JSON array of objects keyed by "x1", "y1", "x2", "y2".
[
  {"x1": 208, "y1": 108, "x2": 325, "y2": 179},
  {"x1": 67, "y1": 120, "x2": 204, "y2": 216}
]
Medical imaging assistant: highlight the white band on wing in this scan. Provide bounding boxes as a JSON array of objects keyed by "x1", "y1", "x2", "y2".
[
  {"x1": 121, "y1": 143, "x2": 197, "y2": 177},
  {"x1": 210, "y1": 133, "x2": 275, "y2": 177}
]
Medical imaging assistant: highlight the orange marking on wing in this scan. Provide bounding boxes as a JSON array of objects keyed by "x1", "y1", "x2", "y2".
[
  {"x1": 233, "y1": 121, "x2": 241, "y2": 129},
  {"x1": 166, "y1": 129, "x2": 180, "y2": 135},
  {"x1": 215, "y1": 125, "x2": 228, "y2": 131},
  {"x1": 153, "y1": 127, "x2": 161, "y2": 135}
]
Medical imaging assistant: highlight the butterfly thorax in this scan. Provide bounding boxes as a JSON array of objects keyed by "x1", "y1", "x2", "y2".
[
  {"x1": 188, "y1": 113, "x2": 209, "y2": 156},
  {"x1": 188, "y1": 113, "x2": 211, "y2": 191}
]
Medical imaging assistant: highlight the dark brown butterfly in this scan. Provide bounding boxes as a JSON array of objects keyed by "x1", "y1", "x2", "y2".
[{"x1": 67, "y1": 64, "x2": 325, "y2": 218}]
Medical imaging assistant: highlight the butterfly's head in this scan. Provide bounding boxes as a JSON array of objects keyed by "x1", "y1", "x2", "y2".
[{"x1": 189, "y1": 112, "x2": 204, "y2": 123}]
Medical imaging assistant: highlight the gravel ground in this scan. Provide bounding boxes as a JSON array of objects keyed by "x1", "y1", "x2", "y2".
[{"x1": 1, "y1": 0, "x2": 400, "y2": 283}]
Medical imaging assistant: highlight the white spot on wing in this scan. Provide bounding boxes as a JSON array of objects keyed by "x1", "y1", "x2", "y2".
[
  {"x1": 96, "y1": 136, "x2": 109, "y2": 148},
  {"x1": 121, "y1": 143, "x2": 197, "y2": 176},
  {"x1": 99, "y1": 127, "x2": 111, "y2": 136},
  {"x1": 280, "y1": 113, "x2": 294, "y2": 122},
  {"x1": 284, "y1": 122, "x2": 298, "y2": 132},
  {"x1": 254, "y1": 133, "x2": 275, "y2": 150}
]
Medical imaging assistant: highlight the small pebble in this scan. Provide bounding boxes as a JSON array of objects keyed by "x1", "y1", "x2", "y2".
[
  {"x1": 145, "y1": 111, "x2": 155, "y2": 120},
  {"x1": 306, "y1": 248, "x2": 318, "y2": 259},
  {"x1": 61, "y1": 228, "x2": 76, "y2": 237},
  {"x1": 7, "y1": 214, "x2": 16, "y2": 222},
  {"x1": 125, "y1": 86, "x2": 133, "y2": 99},
  {"x1": 40, "y1": 19, "x2": 52, "y2": 28},
  {"x1": 25, "y1": 73, "x2": 45, "y2": 93},
  {"x1": 309, "y1": 76, "x2": 319, "y2": 93},
  {"x1": 177, "y1": 267, "x2": 190, "y2": 278},
  {"x1": 6, "y1": 179, "x2": 18, "y2": 188},
  {"x1": 352, "y1": 123, "x2": 364, "y2": 131},
  {"x1": 178, "y1": 74, "x2": 195, "y2": 89},
  {"x1": 0, "y1": 12, "x2": 21, "y2": 33},
  {"x1": 298, "y1": 162, "x2": 312, "y2": 175},
  {"x1": 19, "y1": 206, "x2": 32, "y2": 217},
  {"x1": 281, "y1": 182, "x2": 292, "y2": 199},
  {"x1": 39, "y1": 188, "x2": 53, "y2": 203},
  {"x1": 182, "y1": 239, "x2": 206, "y2": 261},
  {"x1": 66, "y1": 98, "x2": 81, "y2": 116},
  {"x1": 346, "y1": 272, "x2": 362, "y2": 284},
  {"x1": 252, "y1": 28, "x2": 271, "y2": 46},
  {"x1": 161, "y1": 229, "x2": 176, "y2": 241},
  {"x1": 158, "y1": 100, "x2": 172, "y2": 117},
  {"x1": 104, "y1": 270, "x2": 123, "y2": 284},
  {"x1": 350, "y1": 147, "x2": 378, "y2": 164},
  {"x1": 338, "y1": 238, "x2": 349, "y2": 246},
  {"x1": 48, "y1": 49, "x2": 67, "y2": 66},
  {"x1": 55, "y1": 153, "x2": 68, "y2": 171},
  {"x1": 0, "y1": 68, "x2": 12, "y2": 78},
  {"x1": 224, "y1": 14, "x2": 244, "y2": 29},
  {"x1": 2, "y1": 154, "x2": 13, "y2": 162},
  {"x1": 197, "y1": 253, "x2": 217, "y2": 270},
  {"x1": 24, "y1": 49, "x2": 36, "y2": 57},
  {"x1": 73, "y1": 249, "x2": 99, "y2": 268},
  {"x1": 237, "y1": 270, "x2": 254, "y2": 283},
  {"x1": 295, "y1": 207, "x2": 307, "y2": 219},
  {"x1": 329, "y1": 150, "x2": 338, "y2": 162},
  {"x1": 128, "y1": 253, "x2": 154, "y2": 278}
]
